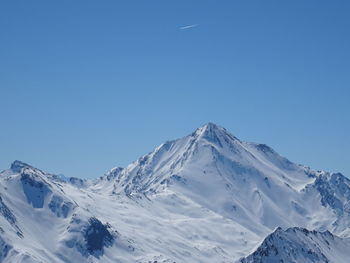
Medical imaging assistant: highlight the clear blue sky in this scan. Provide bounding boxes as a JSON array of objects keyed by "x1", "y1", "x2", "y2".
[{"x1": 1, "y1": 1, "x2": 349, "y2": 178}]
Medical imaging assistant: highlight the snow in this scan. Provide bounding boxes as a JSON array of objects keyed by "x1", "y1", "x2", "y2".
[
  {"x1": 0, "y1": 123, "x2": 349, "y2": 262},
  {"x1": 239, "y1": 227, "x2": 350, "y2": 263}
]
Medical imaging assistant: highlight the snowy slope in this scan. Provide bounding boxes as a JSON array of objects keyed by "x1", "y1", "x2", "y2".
[
  {"x1": 239, "y1": 227, "x2": 350, "y2": 263},
  {"x1": 0, "y1": 160, "x2": 259, "y2": 262},
  {"x1": 109, "y1": 123, "x2": 349, "y2": 237},
  {"x1": 0, "y1": 123, "x2": 349, "y2": 262}
]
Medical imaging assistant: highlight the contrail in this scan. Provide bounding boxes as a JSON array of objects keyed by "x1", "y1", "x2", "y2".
[{"x1": 179, "y1": 24, "x2": 199, "y2": 30}]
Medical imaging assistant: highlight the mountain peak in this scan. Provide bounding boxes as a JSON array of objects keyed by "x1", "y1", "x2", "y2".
[
  {"x1": 102, "y1": 167, "x2": 123, "y2": 181},
  {"x1": 204, "y1": 122, "x2": 220, "y2": 129},
  {"x1": 10, "y1": 160, "x2": 34, "y2": 173},
  {"x1": 2, "y1": 126, "x2": 350, "y2": 263},
  {"x1": 193, "y1": 122, "x2": 240, "y2": 147},
  {"x1": 194, "y1": 122, "x2": 224, "y2": 138},
  {"x1": 240, "y1": 227, "x2": 345, "y2": 263},
  {"x1": 196, "y1": 122, "x2": 223, "y2": 133}
]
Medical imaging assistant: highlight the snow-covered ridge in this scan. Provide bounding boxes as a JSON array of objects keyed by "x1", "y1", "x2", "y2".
[
  {"x1": 0, "y1": 123, "x2": 349, "y2": 262},
  {"x1": 239, "y1": 227, "x2": 350, "y2": 263}
]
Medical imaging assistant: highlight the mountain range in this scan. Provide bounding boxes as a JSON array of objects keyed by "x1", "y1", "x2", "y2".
[{"x1": 1, "y1": 123, "x2": 349, "y2": 262}]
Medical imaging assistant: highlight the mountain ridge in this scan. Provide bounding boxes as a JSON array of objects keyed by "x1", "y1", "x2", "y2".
[{"x1": 1, "y1": 123, "x2": 349, "y2": 262}]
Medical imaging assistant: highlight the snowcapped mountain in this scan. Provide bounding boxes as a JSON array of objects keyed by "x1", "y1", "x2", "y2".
[
  {"x1": 239, "y1": 227, "x2": 350, "y2": 263},
  {"x1": 1, "y1": 123, "x2": 349, "y2": 262}
]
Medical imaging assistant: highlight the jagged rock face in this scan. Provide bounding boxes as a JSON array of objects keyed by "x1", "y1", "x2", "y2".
[
  {"x1": 313, "y1": 173, "x2": 350, "y2": 213},
  {"x1": 103, "y1": 167, "x2": 123, "y2": 181},
  {"x1": 48, "y1": 195, "x2": 74, "y2": 218},
  {"x1": 239, "y1": 227, "x2": 350, "y2": 263},
  {"x1": 0, "y1": 196, "x2": 23, "y2": 238},
  {"x1": 301, "y1": 172, "x2": 350, "y2": 235},
  {"x1": 10, "y1": 160, "x2": 33, "y2": 173},
  {"x1": 20, "y1": 173, "x2": 51, "y2": 208},
  {"x1": 0, "y1": 196, "x2": 17, "y2": 226},
  {"x1": 64, "y1": 215, "x2": 115, "y2": 258},
  {"x1": 84, "y1": 218, "x2": 115, "y2": 256},
  {"x1": 69, "y1": 177, "x2": 88, "y2": 188},
  {"x1": 0, "y1": 235, "x2": 12, "y2": 262}
]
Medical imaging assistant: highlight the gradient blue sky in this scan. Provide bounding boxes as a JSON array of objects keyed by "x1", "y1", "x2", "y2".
[{"x1": 1, "y1": 1, "x2": 349, "y2": 178}]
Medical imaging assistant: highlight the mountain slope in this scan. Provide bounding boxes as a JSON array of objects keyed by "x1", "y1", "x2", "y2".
[
  {"x1": 0, "y1": 123, "x2": 349, "y2": 262},
  {"x1": 108, "y1": 123, "x2": 349, "y2": 237},
  {"x1": 0, "y1": 160, "x2": 260, "y2": 262},
  {"x1": 239, "y1": 227, "x2": 350, "y2": 263}
]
